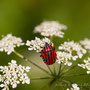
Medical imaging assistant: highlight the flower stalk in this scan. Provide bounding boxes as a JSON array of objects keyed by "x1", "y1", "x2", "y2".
[
  {"x1": 13, "y1": 50, "x2": 52, "y2": 76},
  {"x1": 31, "y1": 77, "x2": 54, "y2": 80},
  {"x1": 58, "y1": 63, "x2": 62, "y2": 76},
  {"x1": 53, "y1": 64, "x2": 56, "y2": 75},
  {"x1": 46, "y1": 65, "x2": 54, "y2": 75},
  {"x1": 63, "y1": 73, "x2": 87, "y2": 77}
]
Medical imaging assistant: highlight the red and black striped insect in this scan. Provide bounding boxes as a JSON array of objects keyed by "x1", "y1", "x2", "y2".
[{"x1": 40, "y1": 43, "x2": 57, "y2": 65}]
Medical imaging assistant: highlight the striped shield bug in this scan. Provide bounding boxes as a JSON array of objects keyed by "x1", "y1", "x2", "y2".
[{"x1": 40, "y1": 43, "x2": 57, "y2": 65}]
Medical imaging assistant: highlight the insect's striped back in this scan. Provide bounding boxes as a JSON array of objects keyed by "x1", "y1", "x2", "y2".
[{"x1": 41, "y1": 43, "x2": 57, "y2": 65}]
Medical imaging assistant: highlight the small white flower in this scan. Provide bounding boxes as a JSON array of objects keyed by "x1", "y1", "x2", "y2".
[
  {"x1": 57, "y1": 41, "x2": 86, "y2": 66},
  {"x1": 67, "y1": 84, "x2": 80, "y2": 90},
  {"x1": 33, "y1": 21, "x2": 67, "y2": 38},
  {"x1": 87, "y1": 71, "x2": 90, "y2": 74},
  {"x1": 80, "y1": 38, "x2": 90, "y2": 50},
  {"x1": 25, "y1": 66, "x2": 31, "y2": 72},
  {"x1": 0, "y1": 84, "x2": 9, "y2": 90},
  {"x1": 26, "y1": 37, "x2": 51, "y2": 52},
  {"x1": 56, "y1": 51, "x2": 73, "y2": 66},
  {"x1": 58, "y1": 41, "x2": 86, "y2": 59},
  {"x1": 0, "y1": 34, "x2": 24, "y2": 55},
  {"x1": 12, "y1": 83, "x2": 17, "y2": 88},
  {"x1": 78, "y1": 57, "x2": 90, "y2": 74},
  {"x1": 0, "y1": 60, "x2": 31, "y2": 90}
]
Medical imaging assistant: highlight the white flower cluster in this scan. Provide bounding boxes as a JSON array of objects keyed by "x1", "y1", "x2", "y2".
[
  {"x1": 56, "y1": 52, "x2": 73, "y2": 66},
  {"x1": 26, "y1": 37, "x2": 51, "y2": 52},
  {"x1": 57, "y1": 41, "x2": 86, "y2": 66},
  {"x1": 80, "y1": 38, "x2": 90, "y2": 50},
  {"x1": 67, "y1": 84, "x2": 80, "y2": 90},
  {"x1": 0, "y1": 60, "x2": 31, "y2": 90},
  {"x1": 33, "y1": 21, "x2": 67, "y2": 38},
  {"x1": 78, "y1": 57, "x2": 90, "y2": 74},
  {"x1": 58, "y1": 41, "x2": 86, "y2": 58},
  {"x1": 0, "y1": 34, "x2": 24, "y2": 55}
]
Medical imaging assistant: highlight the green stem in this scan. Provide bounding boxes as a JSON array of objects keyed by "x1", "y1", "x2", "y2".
[
  {"x1": 58, "y1": 63, "x2": 62, "y2": 76},
  {"x1": 60, "y1": 65, "x2": 66, "y2": 73},
  {"x1": 13, "y1": 51, "x2": 51, "y2": 76},
  {"x1": 63, "y1": 73, "x2": 87, "y2": 77},
  {"x1": 61, "y1": 65, "x2": 77, "y2": 76},
  {"x1": 14, "y1": 50, "x2": 24, "y2": 59},
  {"x1": 57, "y1": 80, "x2": 64, "y2": 90},
  {"x1": 41, "y1": 79, "x2": 56, "y2": 90},
  {"x1": 31, "y1": 77, "x2": 54, "y2": 80},
  {"x1": 53, "y1": 64, "x2": 56, "y2": 75},
  {"x1": 46, "y1": 65, "x2": 54, "y2": 75}
]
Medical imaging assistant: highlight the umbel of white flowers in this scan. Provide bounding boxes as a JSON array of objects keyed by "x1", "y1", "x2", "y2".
[
  {"x1": 0, "y1": 60, "x2": 31, "y2": 90},
  {"x1": 67, "y1": 84, "x2": 80, "y2": 90},
  {"x1": 0, "y1": 34, "x2": 24, "y2": 55},
  {"x1": 33, "y1": 21, "x2": 67, "y2": 38},
  {"x1": 26, "y1": 37, "x2": 87, "y2": 66},
  {"x1": 56, "y1": 41, "x2": 86, "y2": 66},
  {"x1": 80, "y1": 38, "x2": 90, "y2": 50},
  {"x1": 26, "y1": 37, "x2": 51, "y2": 52},
  {"x1": 78, "y1": 57, "x2": 90, "y2": 74}
]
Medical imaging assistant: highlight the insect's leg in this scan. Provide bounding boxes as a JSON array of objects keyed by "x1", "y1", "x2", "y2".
[
  {"x1": 40, "y1": 46, "x2": 43, "y2": 48},
  {"x1": 40, "y1": 55, "x2": 42, "y2": 57}
]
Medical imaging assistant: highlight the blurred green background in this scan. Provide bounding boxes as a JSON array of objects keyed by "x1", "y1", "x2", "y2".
[{"x1": 0, "y1": 0, "x2": 90, "y2": 90}]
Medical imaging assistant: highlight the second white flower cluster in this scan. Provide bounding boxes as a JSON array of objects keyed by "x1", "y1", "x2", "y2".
[{"x1": 0, "y1": 60, "x2": 30, "y2": 90}]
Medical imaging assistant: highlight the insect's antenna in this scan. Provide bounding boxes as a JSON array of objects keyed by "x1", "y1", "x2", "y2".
[
  {"x1": 50, "y1": 43, "x2": 53, "y2": 46},
  {"x1": 50, "y1": 43, "x2": 52, "y2": 46}
]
